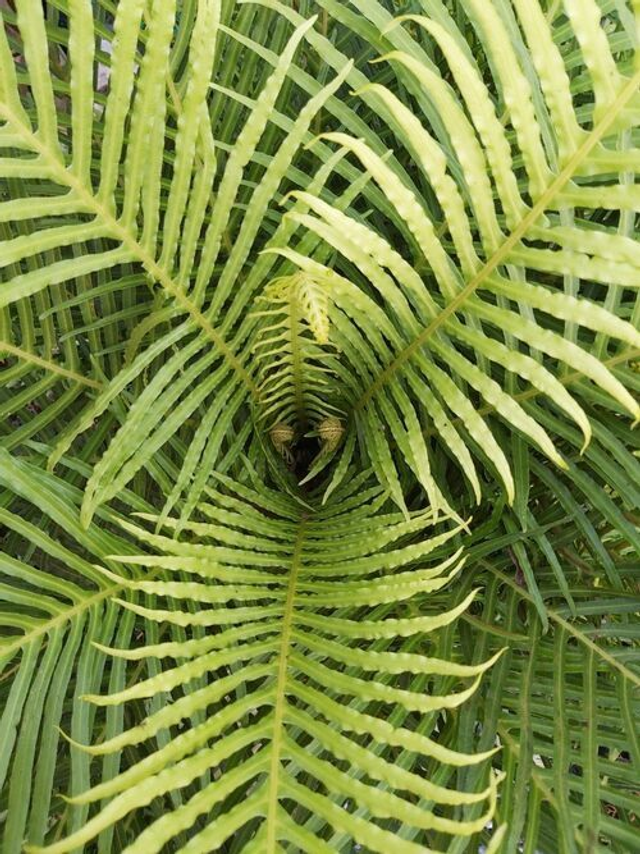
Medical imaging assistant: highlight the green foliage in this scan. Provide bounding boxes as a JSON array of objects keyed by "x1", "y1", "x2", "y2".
[{"x1": 1, "y1": 1, "x2": 639, "y2": 852}]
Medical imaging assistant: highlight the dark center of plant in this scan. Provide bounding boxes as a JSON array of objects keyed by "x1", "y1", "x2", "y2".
[{"x1": 291, "y1": 433, "x2": 322, "y2": 484}]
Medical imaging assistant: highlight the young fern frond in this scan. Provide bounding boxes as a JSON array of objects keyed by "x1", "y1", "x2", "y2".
[{"x1": 253, "y1": 271, "x2": 342, "y2": 430}]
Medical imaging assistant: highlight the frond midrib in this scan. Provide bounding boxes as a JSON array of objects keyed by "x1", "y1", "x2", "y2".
[
  {"x1": 288, "y1": 289, "x2": 307, "y2": 426},
  {"x1": 265, "y1": 512, "x2": 308, "y2": 852},
  {"x1": 0, "y1": 340, "x2": 102, "y2": 389},
  {"x1": 0, "y1": 581, "x2": 118, "y2": 662},
  {"x1": 0, "y1": 561, "x2": 166, "y2": 663},
  {"x1": 486, "y1": 563, "x2": 640, "y2": 688}
]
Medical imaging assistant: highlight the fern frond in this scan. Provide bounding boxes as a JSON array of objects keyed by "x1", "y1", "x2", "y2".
[
  {"x1": 0, "y1": 450, "x2": 149, "y2": 852},
  {"x1": 27, "y1": 477, "x2": 502, "y2": 854},
  {"x1": 0, "y1": 0, "x2": 353, "y2": 525},
  {"x1": 253, "y1": 270, "x2": 342, "y2": 432}
]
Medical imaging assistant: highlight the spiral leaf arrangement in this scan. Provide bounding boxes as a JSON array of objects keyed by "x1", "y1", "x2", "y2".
[{"x1": 1, "y1": 1, "x2": 639, "y2": 852}]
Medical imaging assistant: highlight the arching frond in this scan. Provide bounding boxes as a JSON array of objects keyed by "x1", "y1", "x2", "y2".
[
  {"x1": 26, "y1": 476, "x2": 502, "y2": 854},
  {"x1": 0, "y1": 0, "x2": 354, "y2": 526},
  {"x1": 0, "y1": 451, "x2": 144, "y2": 854}
]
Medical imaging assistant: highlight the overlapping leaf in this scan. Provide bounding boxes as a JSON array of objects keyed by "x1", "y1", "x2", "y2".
[
  {"x1": 263, "y1": 0, "x2": 640, "y2": 513},
  {"x1": 2, "y1": 2, "x2": 640, "y2": 852}
]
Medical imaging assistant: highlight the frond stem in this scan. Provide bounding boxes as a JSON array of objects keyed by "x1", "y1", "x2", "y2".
[
  {"x1": 1, "y1": 579, "x2": 124, "y2": 663},
  {"x1": 266, "y1": 513, "x2": 308, "y2": 852}
]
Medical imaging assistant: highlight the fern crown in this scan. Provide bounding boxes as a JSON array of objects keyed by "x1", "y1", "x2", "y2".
[{"x1": 1, "y1": 0, "x2": 639, "y2": 851}]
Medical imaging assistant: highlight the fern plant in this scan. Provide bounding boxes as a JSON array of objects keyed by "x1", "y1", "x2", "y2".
[{"x1": 1, "y1": 0, "x2": 639, "y2": 852}]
